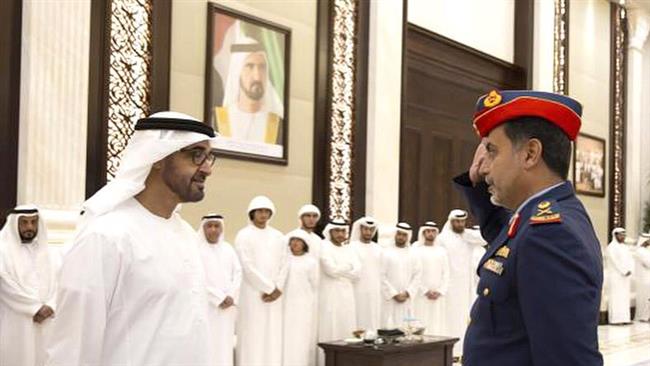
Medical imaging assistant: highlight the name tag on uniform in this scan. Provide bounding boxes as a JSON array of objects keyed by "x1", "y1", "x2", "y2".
[
  {"x1": 495, "y1": 246, "x2": 510, "y2": 259},
  {"x1": 483, "y1": 259, "x2": 504, "y2": 276}
]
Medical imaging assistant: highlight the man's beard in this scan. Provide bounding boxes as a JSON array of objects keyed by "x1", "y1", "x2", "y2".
[
  {"x1": 20, "y1": 232, "x2": 36, "y2": 243},
  {"x1": 241, "y1": 80, "x2": 265, "y2": 101},
  {"x1": 452, "y1": 227, "x2": 464, "y2": 234},
  {"x1": 163, "y1": 168, "x2": 207, "y2": 203}
]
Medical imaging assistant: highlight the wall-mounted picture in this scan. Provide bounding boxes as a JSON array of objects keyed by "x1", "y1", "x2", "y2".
[
  {"x1": 574, "y1": 133, "x2": 606, "y2": 197},
  {"x1": 205, "y1": 3, "x2": 291, "y2": 164}
]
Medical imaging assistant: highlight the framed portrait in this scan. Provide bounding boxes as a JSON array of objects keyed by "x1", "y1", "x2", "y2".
[
  {"x1": 573, "y1": 133, "x2": 606, "y2": 197},
  {"x1": 204, "y1": 3, "x2": 291, "y2": 164}
]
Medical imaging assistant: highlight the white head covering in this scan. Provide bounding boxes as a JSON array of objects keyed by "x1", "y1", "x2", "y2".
[
  {"x1": 390, "y1": 222, "x2": 413, "y2": 247},
  {"x1": 415, "y1": 221, "x2": 439, "y2": 246},
  {"x1": 437, "y1": 209, "x2": 478, "y2": 247},
  {"x1": 612, "y1": 227, "x2": 626, "y2": 242},
  {"x1": 636, "y1": 232, "x2": 650, "y2": 247},
  {"x1": 285, "y1": 229, "x2": 312, "y2": 252},
  {"x1": 441, "y1": 209, "x2": 468, "y2": 234},
  {"x1": 197, "y1": 213, "x2": 225, "y2": 245},
  {"x1": 0, "y1": 205, "x2": 54, "y2": 301},
  {"x1": 247, "y1": 195, "x2": 276, "y2": 221},
  {"x1": 222, "y1": 36, "x2": 284, "y2": 118},
  {"x1": 81, "y1": 111, "x2": 219, "y2": 229},
  {"x1": 350, "y1": 216, "x2": 377, "y2": 243},
  {"x1": 298, "y1": 204, "x2": 321, "y2": 218},
  {"x1": 323, "y1": 219, "x2": 349, "y2": 243}
]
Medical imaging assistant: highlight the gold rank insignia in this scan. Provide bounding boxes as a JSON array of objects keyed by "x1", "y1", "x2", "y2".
[
  {"x1": 483, "y1": 90, "x2": 502, "y2": 108},
  {"x1": 483, "y1": 259, "x2": 504, "y2": 275},
  {"x1": 496, "y1": 246, "x2": 510, "y2": 259},
  {"x1": 530, "y1": 200, "x2": 562, "y2": 225}
]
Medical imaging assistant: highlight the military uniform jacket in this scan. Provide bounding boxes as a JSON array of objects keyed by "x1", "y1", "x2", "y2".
[{"x1": 454, "y1": 172, "x2": 603, "y2": 366}]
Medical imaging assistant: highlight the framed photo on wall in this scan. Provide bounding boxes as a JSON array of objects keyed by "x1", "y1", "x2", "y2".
[
  {"x1": 573, "y1": 133, "x2": 606, "y2": 197},
  {"x1": 204, "y1": 3, "x2": 291, "y2": 164}
]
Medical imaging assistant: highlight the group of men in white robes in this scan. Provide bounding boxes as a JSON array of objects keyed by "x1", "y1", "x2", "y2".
[
  {"x1": 605, "y1": 227, "x2": 650, "y2": 324},
  {"x1": 0, "y1": 110, "x2": 490, "y2": 366}
]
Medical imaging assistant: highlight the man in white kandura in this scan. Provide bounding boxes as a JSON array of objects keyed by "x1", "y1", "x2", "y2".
[
  {"x1": 437, "y1": 209, "x2": 484, "y2": 356},
  {"x1": 0, "y1": 205, "x2": 58, "y2": 366},
  {"x1": 318, "y1": 220, "x2": 360, "y2": 366},
  {"x1": 198, "y1": 214, "x2": 242, "y2": 366},
  {"x1": 282, "y1": 230, "x2": 319, "y2": 366},
  {"x1": 381, "y1": 222, "x2": 422, "y2": 328},
  {"x1": 635, "y1": 233, "x2": 650, "y2": 322},
  {"x1": 349, "y1": 216, "x2": 383, "y2": 332},
  {"x1": 412, "y1": 221, "x2": 450, "y2": 335},
  {"x1": 606, "y1": 227, "x2": 634, "y2": 325},
  {"x1": 295, "y1": 204, "x2": 323, "y2": 366},
  {"x1": 47, "y1": 112, "x2": 219, "y2": 365},
  {"x1": 235, "y1": 196, "x2": 288, "y2": 366}
]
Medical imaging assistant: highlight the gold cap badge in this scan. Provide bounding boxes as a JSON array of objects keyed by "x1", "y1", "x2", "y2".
[{"x1": 483, "y1": 90, "x2": 502, "y2": 108}]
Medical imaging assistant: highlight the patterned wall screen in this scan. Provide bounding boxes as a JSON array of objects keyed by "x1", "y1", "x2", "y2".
[{"x1": 106, "y1": 0, "x2": 153, "y2": 180}]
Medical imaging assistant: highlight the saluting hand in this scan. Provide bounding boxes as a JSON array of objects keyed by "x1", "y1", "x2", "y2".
[{"x1": 469, "y1": 139, "x2": 488, "y2": 185}]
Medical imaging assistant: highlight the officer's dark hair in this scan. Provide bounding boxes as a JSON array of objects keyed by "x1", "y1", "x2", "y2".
[{"x1": 502, "y1": 117, "x2": 571, "y2": 180}]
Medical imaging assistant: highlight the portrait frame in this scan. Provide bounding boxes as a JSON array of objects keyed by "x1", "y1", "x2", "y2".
[
  {"x1": 204, "y1": 3, "x2": 291, "y2": 165},
  {"x1": 573, "y1": 132, "x2": 606, "y2": 197}
]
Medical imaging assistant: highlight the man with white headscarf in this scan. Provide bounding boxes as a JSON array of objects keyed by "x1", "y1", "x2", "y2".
[
  {"x1": 380, "y1": 223, "x2": 421, "y2": 328},
  {"x1": 349, "y1": 216, "x2": 382, "y2": 332},
  {"x1": 297, "y1": 204, "x2": 323, "y2": 260},
  {"x1": 0, "y1": 205, "x2": 58, "y2": 366},
  {"x1": 295, "y1": 204, "x2": 323, "y2": 366},
  {"x1": 635, "y1": 233, "x2": 650, "y2": 322},
  {"x1": 318, "y1": 219, "x2": 360, "y2": 366},
  {"x1": 412, "y1": 221, "x2": 449, "y2": 335},
  {"x1": 437, "y1": 209, "x2": 484, "y2": 356},
  {"x1": 198, "y1": 214, "x2": 242, "y2": 366},
  {"x1": 282, "y1": 229, "x2": 319, "y2": 366},
  {"x1": 47, "y1": 112, "x2": 219, "y2": 366},
  {"x1": 606, "y1": 228, "x2": 634, "y2": 324},
  {"x1": 235, "y1": 195, "x2": 288, "y2": 366},
  {"x1": 215, "y1": 37, "x2": 285, "y2": 157}
]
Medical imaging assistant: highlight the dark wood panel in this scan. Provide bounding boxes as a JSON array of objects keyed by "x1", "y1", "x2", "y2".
[
  {"x1": 400, "y1": 127, "x2": 422, "y2": 224},
  {"x1": 85, "y1": 0, "x2": 111, "y2": 198},
  {"x1": 514, "y1": 0, "x2": 534, "y2": 87},
  {"x1": 399, "y1": 24, "x2": 527, "y2": 228},
  {"x1": 0, "y1": 0, "x2": 23, "y2": 225}
]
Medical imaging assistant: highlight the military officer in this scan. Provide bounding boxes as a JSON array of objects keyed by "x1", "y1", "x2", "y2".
[{"x1": 454, "y1": 90, "x2": 603, "y2": 365}]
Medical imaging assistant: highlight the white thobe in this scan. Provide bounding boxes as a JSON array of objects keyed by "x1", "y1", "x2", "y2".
[
  {"x1": 438, "y1": 232, "x2": 480, "y2": 355},
  {"x1": 380, "y1": 245, "x2": 422, "y2": 328},
  {"x1": 235, "y1": 225, "x2": 288, "y2": 366},
  {"x1": 606, "y1": 241, "x2": 634, "y2": 324},
  {"x1": 46, "y1": 198, "x2": 215, "y2": 366},
  {"x1": 350, "y1": 241, "x2": 383, "y2": 331},
  {"x1": 412, "y1": 244, "x2": 450, "y2": 335},
  {"x1": 282, "y1": 254, "x2": 319, "y2": 366},
  {"x1": 200, "y1": 241, "x2": 242, "y2": 366},
  {"x1": 298, "y1": 229, "x2": 322, "y2": 366},
  {"x1": 0, "y1": 245, "x2": 58, "y2": 366},
  {"x1": 318, "y1": 241, "x2": 360, "y2": 366},
  {"x1": 635, "y1": 246, "x2": 650, "y2": 321},
  {"x1": 228, "y1": 108, "x2": 273, "y2": 143}
]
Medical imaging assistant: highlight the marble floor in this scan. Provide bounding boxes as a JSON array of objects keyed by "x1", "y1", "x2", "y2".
[
  {"x1": 452, "y1": 322, "x2": 650, "y2": 365},
  {"x1": 601, "y1": 321, "x2": 650, "y2": 366}
]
